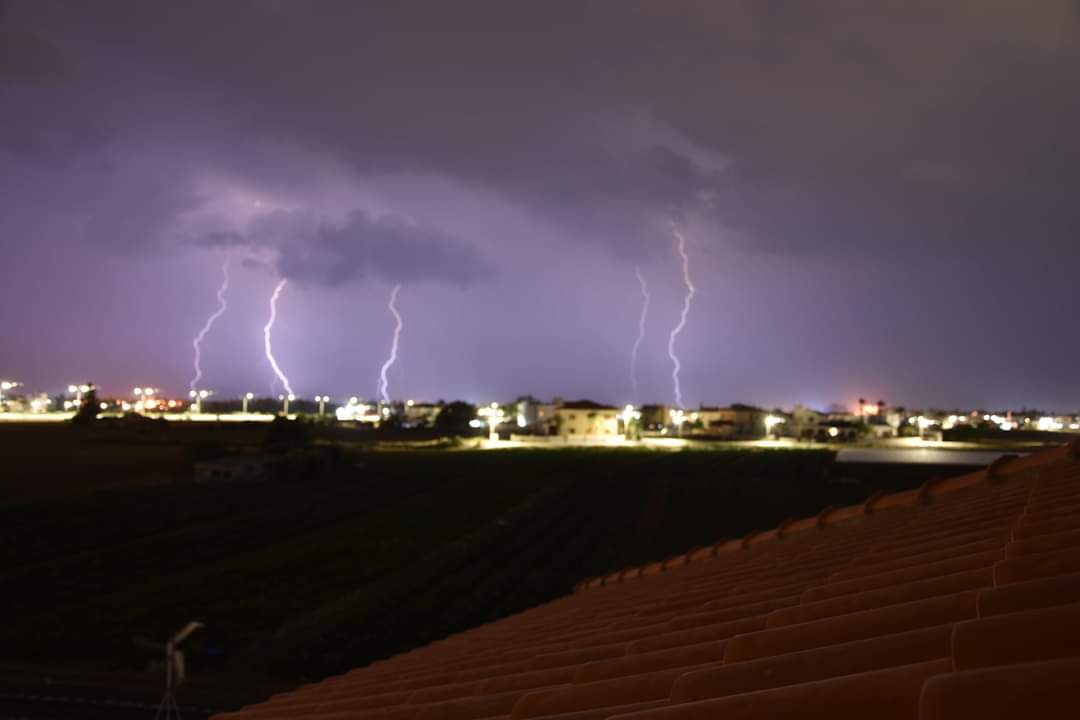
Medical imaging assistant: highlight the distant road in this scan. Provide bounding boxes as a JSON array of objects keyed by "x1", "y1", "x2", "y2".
[{"x1": 836, "y1": 447, "x2": 1025, "y2": 465}]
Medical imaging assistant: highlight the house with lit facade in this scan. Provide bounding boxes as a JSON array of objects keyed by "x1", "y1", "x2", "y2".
[
  {"x1": 695, "y1": 404, "x2": 768, "y2": 438},
  {"x1": 554, "y1": 400, "x2": 619, "y2": 439}
]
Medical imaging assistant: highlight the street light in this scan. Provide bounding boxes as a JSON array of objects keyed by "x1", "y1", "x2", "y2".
[
  {"x1": 187, "y1": 389, "x2": 210, "y2": 413},
  {"x1": 314, "y1": 395, "x2": 329, "y2": 417},
  {"x1": 134, "y1": 387, "x2": 158, "y2": 413},
  {"x1": 0, "y1": 380, "x2": 19, "y2": 408},
  {"x1": 669, "y1": 408, "x2": 687, "y2": 437},
  {"x1": 279, "y1": 393, "x2": 295, "y2": 415},
  {"x1": 477, "y1": 402, "x2": 505, "y2": 441},
  {"x1": 621, "y1": 404, "x2": 642, "y2": 440},
  {"x1": 764, "y1": 414, "x2": 785, "y2": 439},
  {"x1": 242, "y1": 392, "x2": 254, "y2": 414}
]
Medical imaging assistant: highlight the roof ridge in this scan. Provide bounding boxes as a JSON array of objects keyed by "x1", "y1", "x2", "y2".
[{"x1": 574, "y1": 439, "x2": 1080, "y2": 592}]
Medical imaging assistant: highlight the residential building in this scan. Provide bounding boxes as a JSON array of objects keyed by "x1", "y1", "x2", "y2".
[
  {"x1": 402, "y1": 401, "x2": 442, "y2": 428},
  {"x1": 788, "y1": 404, "x2": 825, "y2": 439},
  {"x1": 554, "y1": 400, "x2": 619, "y2": 438},
  {"x1": 512, "y1": 396, "x2": 558, "y2": 433},
  {"x1": 695, "y1": 403, "x2": 767, "y2": 438}
]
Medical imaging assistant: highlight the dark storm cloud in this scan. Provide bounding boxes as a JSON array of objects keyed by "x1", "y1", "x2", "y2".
[
  {"x1": 2, "y1": 2, "x2": 732, "y2": 259},
  {"x1": 195, "y1": 231, "x2": 248, "y2": 249},
  {"x1": 281, "y1": 210, "x2": 495, "y2": 288},
  {"x1": 7, "y1": 0, "x2": 1074, "y2": 262},
  {"x1": 199, "y1": 209, "x2": 494, "y2": 288},
  {"x1": 0, "y1": 2, "x2": 66, "y2": 84},
  {"x1": 5, "y1": 0, "x2": 1080, "y2": 265},
  {"x1": 0, "y1": 25, "x2": 106, "y2": 162},
  {"x1": 83, "y1": 179, "x2": 205, "y2": 255}
]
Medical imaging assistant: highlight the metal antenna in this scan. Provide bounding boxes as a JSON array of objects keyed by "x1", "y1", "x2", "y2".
[{"x1": 155, "y1": 621, "x2": 203, "y2": 720}]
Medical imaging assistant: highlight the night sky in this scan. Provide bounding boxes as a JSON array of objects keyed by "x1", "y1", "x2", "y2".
[{"x1": 2, "y1": 1, "x2": 1078, "y2": 410}]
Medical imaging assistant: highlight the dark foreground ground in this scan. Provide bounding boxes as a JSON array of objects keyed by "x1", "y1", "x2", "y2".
[{"x1": 0, "y1": 421, "x2": 987, "y2": 718}]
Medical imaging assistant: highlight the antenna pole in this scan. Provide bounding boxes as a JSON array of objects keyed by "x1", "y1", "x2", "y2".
[
  {"x1": 155, "y1": 641, "x2": 183, "y2": 720},
  {"x1": 152, "y1": 621, "x2": 201, "y2": 720}
]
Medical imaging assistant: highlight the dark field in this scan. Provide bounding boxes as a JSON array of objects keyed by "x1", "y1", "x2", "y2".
[
  {"x1": 0, "y1": 421, "x2": 272, "y2": 503},
  {"x1": 0, "y1": 422, "x2": 982, "y2": 715}
]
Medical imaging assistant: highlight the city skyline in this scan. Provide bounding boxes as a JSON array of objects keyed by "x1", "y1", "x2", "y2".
[{"x1": 2, "y1": 1, "x2": 1079, "y2": 411}]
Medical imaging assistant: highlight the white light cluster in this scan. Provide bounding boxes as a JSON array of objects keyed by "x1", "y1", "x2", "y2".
[
  {"x1": 1037, "y1": 416, "x2": 1065, "y2": 432},
  {"x1": 477, "y1": 403, "x2": 505, "y2": 439},
  {"x1": 335, "y1": 397, "x2": 379, "y2": 423}
]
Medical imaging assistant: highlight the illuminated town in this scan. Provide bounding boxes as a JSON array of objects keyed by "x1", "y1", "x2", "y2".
[{"x1": 1, "y1": 378, "x2": 1076, "y2": 445}]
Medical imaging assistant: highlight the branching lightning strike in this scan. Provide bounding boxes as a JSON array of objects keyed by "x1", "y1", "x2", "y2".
[
  {"x1": 263, "y1": 279, "x2": 295, "y2": 397},
  {"x1": 378, "y1": 284, "x2": 403, "y2": 405},
  {"x1": 630, "y1": 265, "x2": 650, "y2": 401},
  {"x1": 190, "y1": 256, "x2": 231, "y2": 393},
  {"x1": 667, "y1": 225, "x2": 696, "y2": 408}
]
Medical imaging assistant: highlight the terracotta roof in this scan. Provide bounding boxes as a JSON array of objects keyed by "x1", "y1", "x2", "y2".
[{"x1": 215, "y1": 440, "x2": 1080, "y2": 720}]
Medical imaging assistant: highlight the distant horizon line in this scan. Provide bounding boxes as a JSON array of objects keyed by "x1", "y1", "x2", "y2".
[{"x1": 1, "y1": 382, "x2": 1076, "y2": 416}]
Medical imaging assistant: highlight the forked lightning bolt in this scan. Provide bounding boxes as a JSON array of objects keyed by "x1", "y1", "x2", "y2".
[
  {"x1": 667, "y1": 224, "x2": 695, "y2": 408},
  {"x1": 630, "y1": 265, "x2": 650, "y2": 401},
  {"x1": 378, "y1": 284, "x2": 403, "y2": 405},
  {"x1": 264, "y1": 279, "x2": 295, "y2": 397},
  {"x1": 190, "y1": 256, "x2": 231, "y2": 393}
]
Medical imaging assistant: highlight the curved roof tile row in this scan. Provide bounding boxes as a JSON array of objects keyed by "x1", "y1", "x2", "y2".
[
  {"x1": 217, "y1": 438, "x2": 1080, "y2": 720},
  {"x1": 576, "y1": 442, "x2": 1077, "y2": 591}
]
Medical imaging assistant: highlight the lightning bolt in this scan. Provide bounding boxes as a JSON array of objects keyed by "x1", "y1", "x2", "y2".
[
  {"x1": 263, "y1": 279, "x2": 295, "y2": 397},
  {"x1": 189, "y1": 256, "x2": 231, "y2": 393},
  {"x1": 630, "y1": 265, "x2": 650, "y2": 401},
  {"x1": 667, "y1": 224, "x2": 695, "y2": 408},
  {"x1": 378, "y1": 284, "x2": 403, "y2": 405}
]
